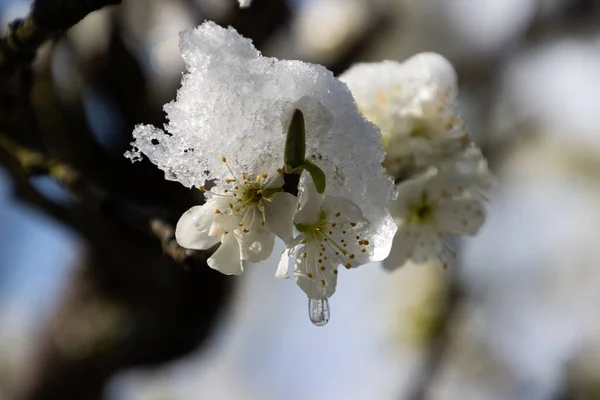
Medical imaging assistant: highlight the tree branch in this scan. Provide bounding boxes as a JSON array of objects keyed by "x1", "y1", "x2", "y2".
[{"x1": 0, "y1": 0, "x2": 122, "y2": 77}]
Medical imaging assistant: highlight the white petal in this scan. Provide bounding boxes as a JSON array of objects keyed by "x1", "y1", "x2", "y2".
[
  {"x1": 237, "y1": 209, "x2": 275, "y2": 262},
  {"x1": 208, "y1": 210, "x2": 241, "y2": 236},
  {"x1": 175, "y1": 205, "x2": 220, "y2": 250},
  {"x1": 294, "y1": 244, "x2": 337, "y2": 299},
  {"x1": 435, "y1": 199, "x2": 486, "y2": 235},
  {"x1": 322, "y1": 196, "x2": 368, "y2": 225},
  {"x1": 276, "y1": 249, "x2": 291, "y2": 279},
  {"x1": 382, "y1": 226, "x2": 416, "y2": 271},
  {"x1": 265, "y1": 172, "x2": 284, "y2": 189},
  {"x1": 264, "y1": 192, "x2": 298, "y2": 244},
  {"x1": 207, "y1": 233, "x2": 243, "y2": 275},
  {"x1": 294, "y1": 181, "x2": 323, "y2": 225},
  {"x1": 238, "y1": 229, "x2": 275, "y2": 262}
]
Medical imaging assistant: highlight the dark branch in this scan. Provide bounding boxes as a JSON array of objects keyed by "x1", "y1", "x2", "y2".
[{"x1": 0, "y1": 0, "x2": 122, "y2": 77}]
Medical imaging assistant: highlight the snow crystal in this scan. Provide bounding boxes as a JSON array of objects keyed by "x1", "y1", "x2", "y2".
[{"x1": 126, "y1": 21, "x2": 396, "y2": 260}]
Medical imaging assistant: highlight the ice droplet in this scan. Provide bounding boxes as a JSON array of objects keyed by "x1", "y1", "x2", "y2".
[{"x1": 308, "y1": 298, "x2": 330, "y2": 326}]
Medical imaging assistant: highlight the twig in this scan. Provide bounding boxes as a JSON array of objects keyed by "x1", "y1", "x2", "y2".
[
  {"x1": 0, "y1": 0, "x2": 122, "y2": 77},
  {"x1": 405, "y1": 269, "x2": 464, "y2": 400},
  {"x1": 0, "y1": 134, "x2": 208, "y2": 263}
]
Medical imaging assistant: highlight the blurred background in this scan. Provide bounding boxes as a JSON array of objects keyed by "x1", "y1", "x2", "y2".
[{"x1": 2, "y1": 0, "x2": 600, "y2": 399}]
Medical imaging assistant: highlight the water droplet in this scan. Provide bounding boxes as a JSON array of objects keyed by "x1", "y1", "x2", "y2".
[{"x1": 308, "y1": 298, "x2": 330, "y2": 326}]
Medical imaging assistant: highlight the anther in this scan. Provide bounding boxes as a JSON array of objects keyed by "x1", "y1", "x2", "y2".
[
  {"x1": 215, "y1": 209, "x2": 221, "y2": 214},
  {"x1": 221, "y1": 157, "x2": 227, "y2": 162},
  {"x1": 307, "y1": 273, "x2": 313, "y2": 278}
]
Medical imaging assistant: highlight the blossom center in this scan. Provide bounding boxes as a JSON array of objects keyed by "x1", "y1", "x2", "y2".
[
  {"x1": 408, "y1": 192, "x2": 435, "y2": 224},
  {"x1": 295, "y1": 208, "x2": 370, "y2": 271}
]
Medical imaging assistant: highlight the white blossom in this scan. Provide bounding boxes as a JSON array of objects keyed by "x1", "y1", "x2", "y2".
[
  {"x1": 384, "y1": 166, "x2": 486, "y2": 270},
  {"x1": 340, "y1": 53, "x2": 469, "y2": 176},
  {"x1": 238, "y1": 0, "x2": 252, "y2": 8},
  {"x1": 176, "y1": 161, "x2": 298, "y2": 275},
  {"x1": 126, "y1": 21, "x2": 396, "y2": 261},
  {"x1": 278, "y1": 182, "x2": 373, "y2": 299}
]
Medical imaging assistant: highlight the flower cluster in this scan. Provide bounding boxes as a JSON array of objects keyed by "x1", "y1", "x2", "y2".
[
  {"x1": 341, "y1": 53, "x2": 492, "y2": 269},
  {"x1": 126, "y1": 21, "x2": 492, "y2": 325},
  {"x1": 125, "y1": 22, "x2": 397, "y2": 322}
]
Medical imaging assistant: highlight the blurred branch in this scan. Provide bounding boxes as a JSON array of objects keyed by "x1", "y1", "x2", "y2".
[
  {"x1": 0, "y1": 135, "x2": 73, "y2": 225},
  {"x1": 0, "y1": 134, "x2": 207, "y2": 263},
  {"x1": 0, "y1": 0, "x2": 122, "y2": 77},
  {"x1": 405, "y1": 270, "x2": 464, "y2": 400}
]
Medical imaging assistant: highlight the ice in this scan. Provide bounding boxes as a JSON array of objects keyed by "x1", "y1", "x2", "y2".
[{"x1": 126, "y1": 21, "x2": 397, "y2": 262}]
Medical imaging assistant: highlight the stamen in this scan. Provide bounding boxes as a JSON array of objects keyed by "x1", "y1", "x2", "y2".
[
  {"x1": 321, "y1": 280, "x2": 326, "y2": 286},
  {"x1": 335, "y1": 212, "x2": 341, "y2": 217},
  {"x1": 199, "y1": 185, "x2": 205, "y2": 191},
  {"x1": 221, "y1": 157, "x2": 227, "y2": 163},
  {"x1": 307, "y1": 273, "x2": 313, "y2": 278},
  {"x1": 350, "y1": 222, "x2": 357, "y2": 227},
  {"x1": 215, "y1": 209, "x2": 221, "y2": 214}
]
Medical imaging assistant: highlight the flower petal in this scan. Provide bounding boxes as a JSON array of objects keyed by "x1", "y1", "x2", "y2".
[
  {"x1": 382, "y1": 225, "x2": 417, "y2": 270},
  {"x1": 175, "y1": 205, "x2": 221, "y2": 250},
  {"x1": 207, "y1": 233, "x2": 244, "y2": 275},
  {"x1": 265, "y1": 172, "x2": 284, "y2": 189},
  {"x1": 294, "y1": 243, "x2": 337, "y2": 299},
  {"x1": 294, "y1": 180, "x2": 323, "y2": 225},
  {"x1": 435, "y1": 198, "x2": 485, "y2": 235},
  {"x1": 322, "y1": 196, "x2": 368, "y2": 226},
  {"x1": 237, "y1": 208, "x2": 275, "y2": 262},
  {"x1": 264, "y1": 192, "x2": 298, "y2": 244},
  {"x1": 276, "y1": 249, "x2": 291, "y2": 279}
]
